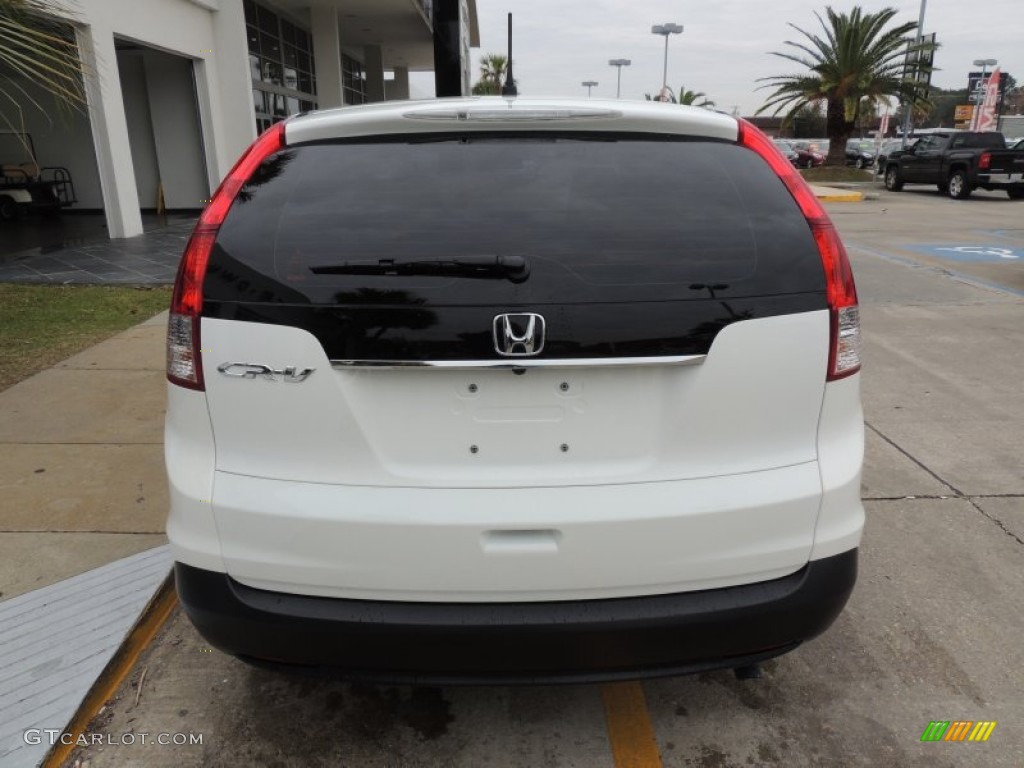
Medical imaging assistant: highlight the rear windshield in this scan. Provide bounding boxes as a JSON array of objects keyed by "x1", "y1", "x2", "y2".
[{"x1": 208, "y1": 134, "x2": 824, "y2": 305}]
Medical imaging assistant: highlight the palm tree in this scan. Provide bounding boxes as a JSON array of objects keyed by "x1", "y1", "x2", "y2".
[
  {"x1": 0, "y1": 0, "x2": 86, "y2": 132},
  {"x1": 677, "y1": 87, "x2": 715, "y2": 108},
  {"x1": 643, "y1": 86, "x2": 714, "y2": 106},
  {"x1": 757, "y1": 6, "x2": 934, "y2": 166},
  {"x1": 471, "y1": 79, "x2": 499, "y2": 95},
  {"x1": 473, "y1": 53, "x2": 508, "y2": 96}
]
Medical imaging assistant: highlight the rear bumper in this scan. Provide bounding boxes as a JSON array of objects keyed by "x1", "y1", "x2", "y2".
[
  {"x1": 977, "y1": 173, "x2": 1024, "y2": 187},
  {"x1": 176, "y1": 548, "x2": 857, "y2": 685}
]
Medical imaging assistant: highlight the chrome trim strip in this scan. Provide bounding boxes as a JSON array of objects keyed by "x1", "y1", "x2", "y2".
[{"x1": 331, "y1": 355, "x2": 706, "y2": 370}]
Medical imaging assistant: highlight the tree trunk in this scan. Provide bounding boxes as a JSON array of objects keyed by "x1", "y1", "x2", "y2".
[{"x1": 824, "y1": 98, "x2": 853, "y2": 166}]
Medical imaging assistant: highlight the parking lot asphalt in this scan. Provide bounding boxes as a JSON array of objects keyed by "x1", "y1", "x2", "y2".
[{"x1": 56, "y1": 189, "x2": 1024, "y2": 767}]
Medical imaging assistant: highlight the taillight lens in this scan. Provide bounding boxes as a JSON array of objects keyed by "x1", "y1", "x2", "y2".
[
  {"x1": 979, "y1": 152, "x2": 991, "y2": 170},
  {"x1": 166, "y1": 312, "x2": 202, "y2": 388},
  {"x1": 167, "y1": 122, "x2": 286, "y2": 390},
  {"x1": 737, "y1": 119, "x2": 861, "y2": 381},
  {"x1": 813, "y1": 224, "x2": 860, "y2": 379}
]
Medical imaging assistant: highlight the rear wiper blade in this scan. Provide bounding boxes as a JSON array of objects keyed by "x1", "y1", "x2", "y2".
[{"x1": 310, "y1": 254, "x2": 530, "y2": 283}]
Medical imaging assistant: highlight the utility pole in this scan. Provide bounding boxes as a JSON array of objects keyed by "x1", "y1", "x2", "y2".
[{"x1": 900, "y1": 0, "x2": 927, "y2": 147}]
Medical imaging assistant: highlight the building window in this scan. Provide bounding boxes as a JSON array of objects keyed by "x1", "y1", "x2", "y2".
[
  {"x1": 343, "y1": 54, "x2": 366, "y2": 105},
  {"x1": 244, "y1": 0, "x2": 316, "y2": 131}
]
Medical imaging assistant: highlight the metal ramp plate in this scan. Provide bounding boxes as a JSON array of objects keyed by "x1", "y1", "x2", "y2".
[{"x1": 0, "y1": 545, "x2": 172, "y2": 767}]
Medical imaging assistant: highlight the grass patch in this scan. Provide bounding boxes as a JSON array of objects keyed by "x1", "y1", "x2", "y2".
[
  {"x1": 800, "y1": 167, "x2": 876, "y2": 183},
  {"x1": 0, "y1": 284, "x2": 171, "y2": 391}
]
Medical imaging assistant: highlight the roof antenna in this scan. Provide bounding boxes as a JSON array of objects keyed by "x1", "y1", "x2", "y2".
[{"x1": 501, "y1": 12, "x2": 517, "y2": 96}]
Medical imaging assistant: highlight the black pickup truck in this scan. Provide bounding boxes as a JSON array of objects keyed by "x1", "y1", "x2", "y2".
[{"x1": 882, "y1": 131, "x2": 1024, "y2": 200}]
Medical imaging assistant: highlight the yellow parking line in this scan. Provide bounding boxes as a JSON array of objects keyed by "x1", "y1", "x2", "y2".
[
  {"x1": 43, "y1": 574, "x2": 178, "y2": 768},
  {"x1": 601, "y1": 682, "x2": 664, "y2": 768}
]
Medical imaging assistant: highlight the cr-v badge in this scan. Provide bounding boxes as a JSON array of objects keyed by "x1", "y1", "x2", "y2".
[
  {"x1": 217, "y1": 363, "x2": 315, "y2": 382},
  {"x1": 493, "y1": 313, "x2": 545, "y2": 357}
]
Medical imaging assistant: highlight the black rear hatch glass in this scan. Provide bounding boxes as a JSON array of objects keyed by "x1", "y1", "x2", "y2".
[{"x1": 204, "y1": 133, "x2": 826, "y2": 360}]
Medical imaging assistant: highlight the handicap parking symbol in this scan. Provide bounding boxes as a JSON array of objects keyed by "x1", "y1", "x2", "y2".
[{"x1": 906, "y1": 244, "x2": 1024, "y2": 263}]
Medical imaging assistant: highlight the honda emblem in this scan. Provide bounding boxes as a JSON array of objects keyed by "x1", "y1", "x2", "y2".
[{"x1": 493, "y1": 313, "x2": 545, "y2": 357}]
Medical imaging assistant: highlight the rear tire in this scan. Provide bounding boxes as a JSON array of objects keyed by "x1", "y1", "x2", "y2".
[
  {"x1": 1008, "y1": 187, "x2": 1024, "y2": 200},
  {"x1": 855, "y1": 157, "x2": 866, "y2": 170},
  {"x1": 884, "y1": 166, "x2": 903, "y2": 191},
  {"x1": 805, "y1": 158, "x2": 814, "y2": 169},
  {"x1": 0, "y1": 196, "x2": 25, "y2": 221},
  {"x1": 947, "y1": 170, "x2": 971, "y2": 200}
]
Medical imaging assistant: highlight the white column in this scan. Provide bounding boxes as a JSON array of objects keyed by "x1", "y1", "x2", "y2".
[
  {"x1": 207, "y1": 0, "x2": 257, "y2": 178},
  {"x1": 364, "y1": 44, "x2": 385, "y2": 103},
  {"x1": 311, "y1": 5, "x2": 344, "y2": 108},
  {"x1": 388, "y1": 66, "x2": 410, "y2": 100},
  {"x1": 76, "y1": 23, "x2": 143, "y2": 239}
]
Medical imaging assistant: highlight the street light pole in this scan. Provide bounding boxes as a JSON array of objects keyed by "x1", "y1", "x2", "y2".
[
  {"x1": 582, "y1": 80, "x2": 598, "y2": 98},
  {"x1": 651, "y1": 23, "x2": 683, "y2": 99},
  {"x1": 900, "y1": 0, "x2": 927, "y2": 147},
  {"x1": 608, "y1": 59, "x2": 631, "y2": 99}
]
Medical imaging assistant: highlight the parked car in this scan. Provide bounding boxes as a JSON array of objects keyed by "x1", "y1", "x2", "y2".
[
  {"x1": 794, "y1": 139, "x2": 829, "y2": 156},
  {"x1": 167, "y1": 99, "x2": 863, "y2": 682},
  {"x1": 874, "y1": 139, "x2": 909, "y2": 175},
  {"x1": 883, "y1": 130, "x2": 1024, "y2": 199},
  {"x1": 773, "y1": 139, "x2": 801, "y2": 167},
  {"x1": 774, "y1": 139, "x2": 824, "y2": 169},
  {"x1": 845, "y1": 140, "x2": 876, "y2": 169},
  {"x1": 795, "y1": 144, "x2": 826, "y2": 168}
]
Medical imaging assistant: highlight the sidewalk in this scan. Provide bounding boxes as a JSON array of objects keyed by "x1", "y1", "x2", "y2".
[{"x1": 0, "y1": 311, "x2": 169, "y2": 600}]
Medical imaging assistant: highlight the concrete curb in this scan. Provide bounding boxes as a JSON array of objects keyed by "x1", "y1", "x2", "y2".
[
  {"x1": 812, "y1": 185, "x2": 866, "y2": 203},
  {"x1": 42, "y1": 569, "x2": 178, "y2": 768}
]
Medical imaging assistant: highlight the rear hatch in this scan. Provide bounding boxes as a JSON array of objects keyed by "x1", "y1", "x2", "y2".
[
  {"x1": 200, "y1": 128, "x2": 829, "y2": 488},
  {"x1": 180, "y1": 106, "x2": 854, "y2": 598}
]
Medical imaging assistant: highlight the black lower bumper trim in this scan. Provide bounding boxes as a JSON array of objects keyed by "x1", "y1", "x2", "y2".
[{"x1": 175, "y1": 549, "x2": 856, "y2": 684}]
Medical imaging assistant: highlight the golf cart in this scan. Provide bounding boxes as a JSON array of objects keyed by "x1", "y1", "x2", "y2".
[{"x1": 0, "y1": 131, "x2": 76, "y2": 220}]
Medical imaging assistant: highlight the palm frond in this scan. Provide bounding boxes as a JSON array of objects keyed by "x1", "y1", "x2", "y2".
[{"x1": 0, "y1": 0, "x2": 86, "y2": 128}]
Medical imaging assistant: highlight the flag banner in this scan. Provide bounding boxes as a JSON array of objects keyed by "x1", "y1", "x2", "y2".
[{"x1": 971, "y1": 68, "x2": 1001, "y2": 132}]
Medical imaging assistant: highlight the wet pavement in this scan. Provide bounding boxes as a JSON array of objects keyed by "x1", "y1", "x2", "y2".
[{"x1": 0, "y1": 214, "x2": 194, "y2": 285}]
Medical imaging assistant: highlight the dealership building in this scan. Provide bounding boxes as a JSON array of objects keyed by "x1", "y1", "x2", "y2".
[{"x1": 1, "y1": 0, "x2": 479, "y2": 238}]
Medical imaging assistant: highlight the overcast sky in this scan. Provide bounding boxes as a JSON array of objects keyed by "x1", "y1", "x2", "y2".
[{"x1": 432, "y1": 0, "x2": 1020, "y2": 115}]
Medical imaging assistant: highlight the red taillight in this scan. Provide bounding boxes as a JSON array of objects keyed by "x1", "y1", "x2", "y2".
[
  {"x1": 737, "y1": 119, "x2": 860, "y2": 381},
  {"x1": 167, "y1": 122, "x2": 287, "y2": 390},
  {"x1": 979, "y1": 152, "x2": 991, "y2": 170}
]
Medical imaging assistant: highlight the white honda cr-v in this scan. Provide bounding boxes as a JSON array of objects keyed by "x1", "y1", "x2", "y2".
[{"x1": 165, "y1": 97, "x2": 863, "y2": 683}]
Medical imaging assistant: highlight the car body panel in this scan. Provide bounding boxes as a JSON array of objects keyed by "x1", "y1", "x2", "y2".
[
  {"x1": 199, "y1": 311, "x2": 830, "y2": 489},
  {"x1": 211, "y1": 462, "x2": 823, "y2": 602},
  {"x1": 285, "y1": 97, "x2": 740, "y2": 145}
]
